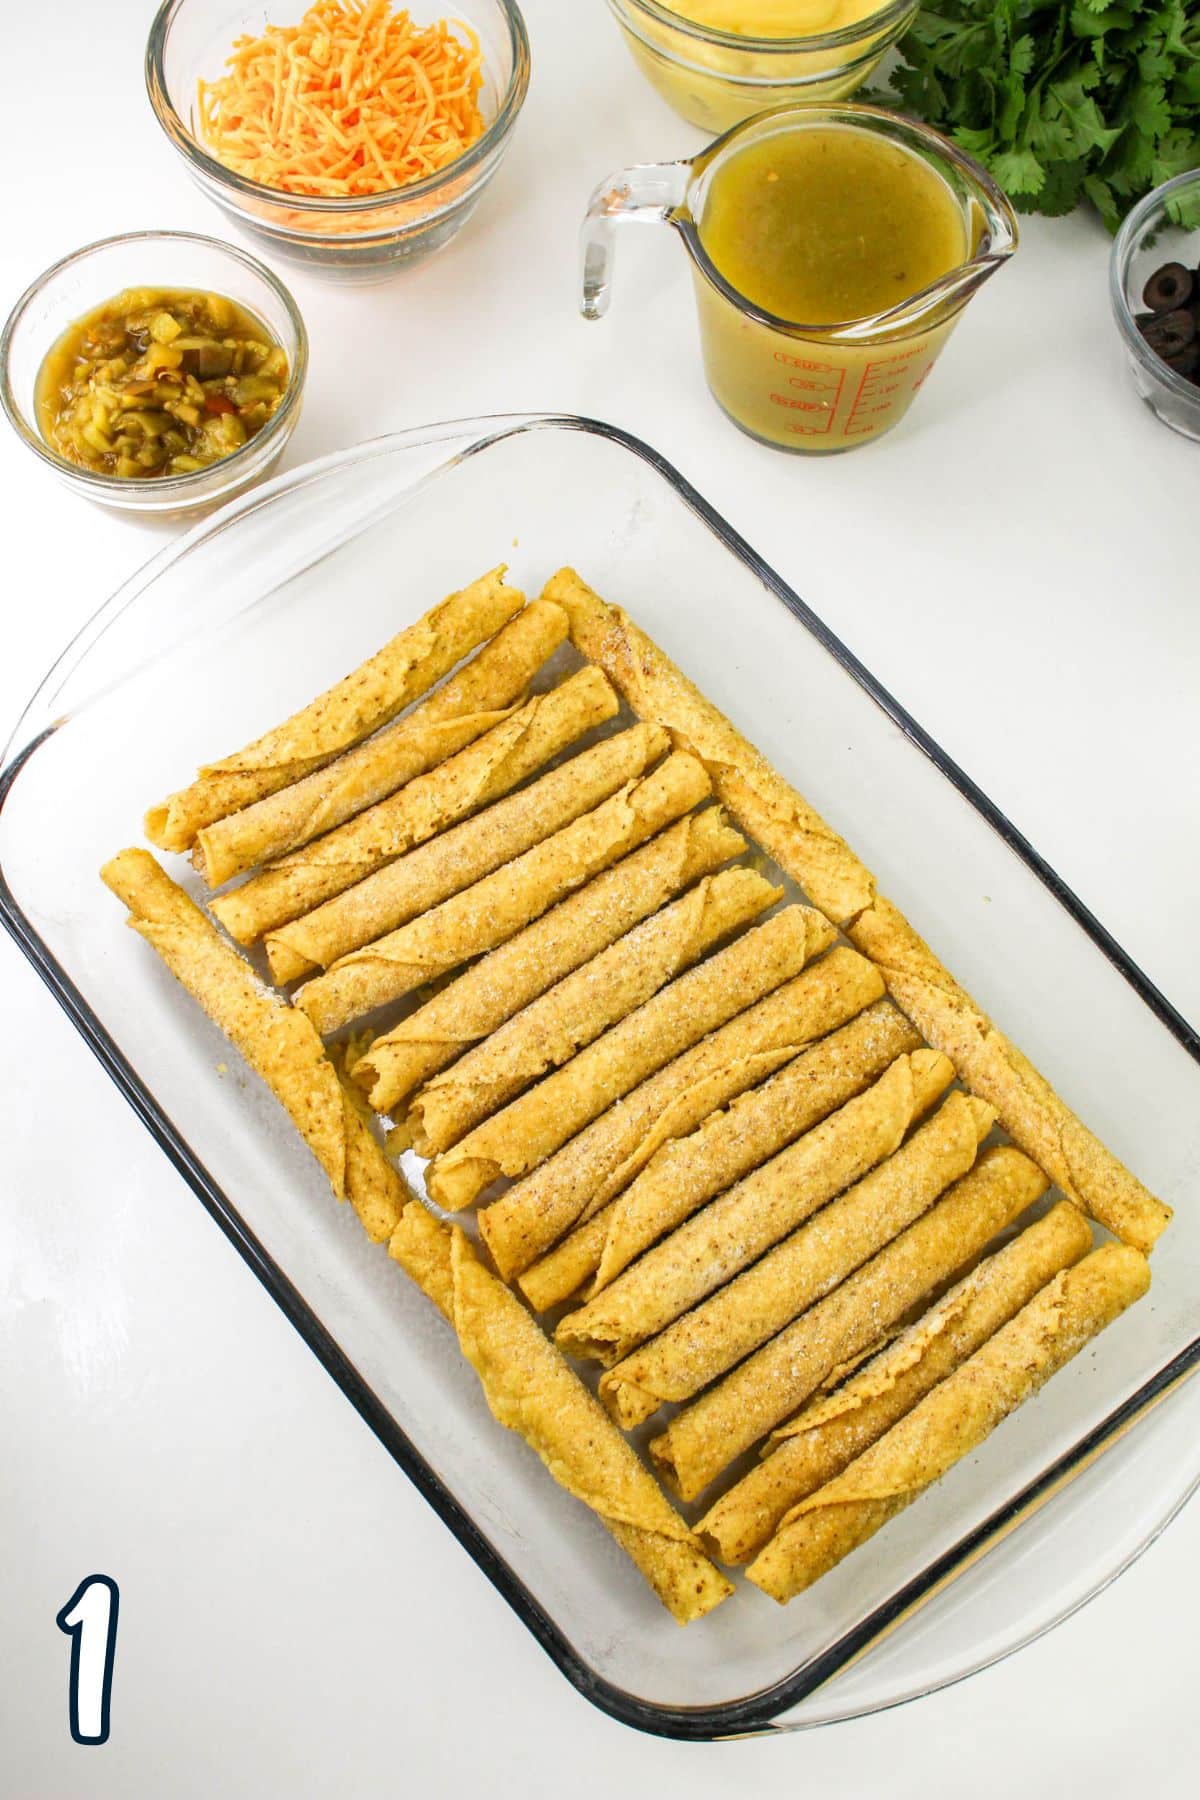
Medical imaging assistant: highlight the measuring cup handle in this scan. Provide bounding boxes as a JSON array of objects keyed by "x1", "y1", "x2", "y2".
[{"x1": 580, "y1": 162, "x2": 690, "y2": 321}]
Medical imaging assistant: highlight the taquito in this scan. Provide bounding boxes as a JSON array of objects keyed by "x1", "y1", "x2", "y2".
[
  {"x1": 568, "y1": 1060, "x2": 970, "y2": 1395},
  {"x1": 297, "y1": 751, "x2": 711, "y2": 1035},
  {"x1": 264, "y1": 721, "x2": 668, "y2": 984},
  {"x1": 593, "y1": 1080, "x2": 993, "y2": 1418},
  {"x1": 848, "y1": 897, "x2": 1171, "y2": 1255},
  {"x1": 211, "y1": 666, "x2": 617, "y2": 946},
  {"x1": 699, "y1": 1200, "x2": 1093, "y2": 1563},
  {"x1": 522, "y1": 1000, "x2": 922, "y2": 1314},
  {"x1": 354, "y1": 808, "x2": 745, "y2": 1114},
  {"x1": 428, "y1": 905, "x2": 833, "y2": 1211},
  {"x1": 194, "y1": 598, "x2": 565, "y2": 886},
  {"x1": 410, "y1": 866, "x2": 779, "y2": 1155},
  {"x1": 649, "y1": 1145, "x2": 1048, "y2": 1501},
  {"x1": 99, "y1": 850, "x2": 405, "y2": 1243},
  {"x1": 553, "y1": 568, "x2": 1169, "y2": 1258},
  {"x1": 746, "y1": 1243, "x2": 1150, "y2": 1601},
  {"x1": 386, "y1": 1215, "x2": 731, "y2": 1623},
  {"x1": 147, "y1": 567, "x2": 521, "y2": 852},
  {"x1": 547, "y1": 567, "x2": 875, "y2": 925},
  {"x1": 488, "y1": 945, "x2": 885, "y2": 1284}
]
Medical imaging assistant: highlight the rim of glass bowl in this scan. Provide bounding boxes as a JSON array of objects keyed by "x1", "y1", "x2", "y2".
[
  {"x1": 0, "y1": 229, "x2": 309, "y2": 499},
  {"x1": 1110, "y1": 168, "x2": 1200, "y2": 413},
  {"x1": 146, "y1": 0, "x2": 532, "y2": 221},
  {"x1": 608, "y1": 0, "x2": 918, "y2": 55}
]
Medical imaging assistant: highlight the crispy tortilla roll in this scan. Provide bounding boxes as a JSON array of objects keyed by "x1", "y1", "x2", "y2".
[
  {"x1": 429, "y1": 906, "x2": 831, "y2": 1211},
  {"x1": 211, "y1": 666, "x2": 618, "y2": 946},
  {"x1": 354, "y1": 808, "x2": 746, "y2": 1114},
  {"x1": 411, "y1": 866, "x2": 779, "y2": 1156},
  {"x1": 649, "y1": 1145, "x2": 1047, "y2": 1501},
  {"x1": 146, "y1": 568, "x2": 521, "y2": 853},
  {"x1": 548, "y1": 567, "x2": 875, "y2": 925},
  {"x1": 297, "y1": 751, "x2": 712, "y2": 1035},
  {"x1": 263, "y1": 722, "x2": 668, "y2": 985},
  {"x1": 596, "y1": 1088, "x2": 995, "y2": 1428},
  {"x1": 490, "y1": 945, "x2": 885, "y2": 1285},
  {"x1": 521, "y1": 1001, "x2": 921, "y2": 1314},
  {"x1": 385, "y1": 1217, "x2": 731, "y2": 1623},
  {"x1": 847, "y1": 898, "x2": 1171, "y2": 1254},
  {"x1": 99, "y1": 850, "x2": 405, "y2": 1243},
  {"x1": 699, "y1": 1201, "x2": 1094, "y2": 1563},
  {"x1": 746, "y1": 1243, "x2": 1150, "y2": 1602},
  {"x1": 564, "y1": 1058, "x2": 966, "y2": 1386},
  {"x1": 194, "y1": 599, "x2": 565, "y2": 887},
  {"x1": 554, "y1": 568, "x2": 1168, "y2": 1258}
]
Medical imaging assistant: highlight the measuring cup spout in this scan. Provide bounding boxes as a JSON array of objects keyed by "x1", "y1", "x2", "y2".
[{"x1": 581, "y1": 161, "x2": 691, "y2": 321}]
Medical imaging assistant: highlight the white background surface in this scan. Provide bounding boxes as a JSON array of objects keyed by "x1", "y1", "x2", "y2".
[{"x1": 2, "y1": 1, "x2": 1198, "y2": 1793}]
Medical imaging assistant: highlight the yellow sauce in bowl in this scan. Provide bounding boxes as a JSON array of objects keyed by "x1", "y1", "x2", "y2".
[
  {"x1": 611, "y1": 0, "x2": 914, "y2": 131},
  {"x1": 666, "y1": 1, "x2": 889, "y2": 36}
]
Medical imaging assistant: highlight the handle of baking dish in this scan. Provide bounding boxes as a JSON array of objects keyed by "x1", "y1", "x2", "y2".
[{"x1": 0, "y1": 414, "x2": 560, "y2": 769}]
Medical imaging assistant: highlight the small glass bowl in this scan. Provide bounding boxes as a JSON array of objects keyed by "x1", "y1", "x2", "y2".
[
  {"x1": 0, "y1": 230, "x2": 307, "y2": 515},
  {"x1": 606, "y1": 0, "x2": 918, "y2": 134},
  {"x1": 146, "y1": 0, "x2": 531, "y2": 275},
  {"x1": 1111, "y1": 169, "x2": 1200, "y2": 444}
]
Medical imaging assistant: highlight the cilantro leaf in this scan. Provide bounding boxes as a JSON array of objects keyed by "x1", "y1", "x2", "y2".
[{"x1": 882, "y1": 0, "x2": 1200, "y2": 226}]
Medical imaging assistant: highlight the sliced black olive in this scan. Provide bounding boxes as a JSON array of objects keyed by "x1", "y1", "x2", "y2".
[
  {"x1": 1140, "y1": 308, "x2": 1196, "y2": 358},
  {"x1": 1142, "y1": 261, "x2": 1195, "y2": 312},
  {"x1": 1165, "y1": 343, "x2": 1199, "y2": 380}
]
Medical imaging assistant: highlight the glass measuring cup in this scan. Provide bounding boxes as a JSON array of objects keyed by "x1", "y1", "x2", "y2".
[{"x1": 581, "y1": 103, "x2": 1017, "y2": 452}]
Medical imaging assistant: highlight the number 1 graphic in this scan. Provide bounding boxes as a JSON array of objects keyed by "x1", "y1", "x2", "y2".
[{"x1": 56, "y1": 1575, "x2": 119, "y2": 1745}]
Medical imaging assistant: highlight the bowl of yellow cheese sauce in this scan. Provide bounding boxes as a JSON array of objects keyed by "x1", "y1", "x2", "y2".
[{"x1": 606, "y1": 0, "x2": 918, "y2": 132}]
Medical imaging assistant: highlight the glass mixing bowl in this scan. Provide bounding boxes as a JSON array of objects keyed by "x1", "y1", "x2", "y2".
[
  {"x1": 146, "y1": 0, "x2": 531, "y2": 275},
  {"x1": 606, "y1": 0, "x2": 917, "y2": 133},
  {"x1": 1110, "y1": 169, "x2": 1200, "y2": 445},
  {"x1": 0, "y1": 230, "x2": 307, "y2": 514}
]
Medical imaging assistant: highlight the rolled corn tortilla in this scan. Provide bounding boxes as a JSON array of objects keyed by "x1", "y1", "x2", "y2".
[
  {"x1": 547, "y1": 567, "x2": 875, "y2": 925},
  {"x1": 490, "y1": 945, "x2": 886, "y2": 1285},
  {"x1": 354, "y1": 808, "x2": 746, "y2": 1114},
  {"x1": 848, "y1": 897, "x2": 1171, "y2": 1254},
  {"x1": 565, "y1": 1056, "x2": 965, "y2": 1381},
  {"x1": 410, "y1": 866, "x2": 780, "y2": 1155},
  {"x1": 210, "y1": 666, "x2": 618, "y2": 946},
  {"x1": 99, "y1": 850, "x2": 405, "y2": 1243},
  {"x1": 555, "y1": 570, "x2": 1168, "y2": 1259},
  {"x1": 264, "y1": 721, "x2": 669, "y2": 985},
  {"x1": 522, "y1": 1000, "x2": 922, "y2": 1313},
  {"x1": 649, "y1": 1144, "x2": 1048, "y2": 1501},
  {"x1": 385, "y1": 1215, "x2": 731, "y2": 1623},
  {"x1": 297, "y1": 751, "x2": 712, "y2": 1036},
  {"x1": 746, "y1": 1242, "x2": 1150, "y2": 1602},
  {"x1": 595, "y1": 1086, "x2": 994, "y2": 1427},
  {"x1": 146, "y1": 568, "x2": 522, "y2": 852},
  {"x1": 429, "y1": 905, "x2": 833, "y2": 1211},
  {"x1": 194, "y1": 599, "x2": 565, "y2": 887},
  {"x1": 699, "y1": 1200, "x2": 1094, "y2": 1563}
]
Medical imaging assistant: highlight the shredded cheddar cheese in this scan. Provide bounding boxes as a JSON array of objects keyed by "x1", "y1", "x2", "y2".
[{"x1": 197, "y1": 0, "x2": 487, "y2": 198}]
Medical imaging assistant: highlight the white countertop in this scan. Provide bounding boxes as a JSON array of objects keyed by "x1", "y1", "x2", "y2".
[{"x1": 3, "y1": 1, "x2": 1198, "y2": 1791}]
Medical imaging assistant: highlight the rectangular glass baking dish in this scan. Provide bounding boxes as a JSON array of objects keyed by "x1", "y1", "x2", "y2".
[{"x1": 2, "y1": 414, "x2": 1197, "y2": 1740}]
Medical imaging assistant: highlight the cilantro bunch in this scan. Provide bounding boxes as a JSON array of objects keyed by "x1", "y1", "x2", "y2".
[{"x1": 875, "y1": 0, "x2": 1200, "y2": 227}]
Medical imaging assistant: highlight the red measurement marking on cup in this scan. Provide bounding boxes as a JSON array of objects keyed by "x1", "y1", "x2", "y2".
[
  {"x1": 770, "y1": 353, "x2": 844, "y2": 434},
  {"x1": 843, "y1": 348, "x2": 933, "y2": 437}
]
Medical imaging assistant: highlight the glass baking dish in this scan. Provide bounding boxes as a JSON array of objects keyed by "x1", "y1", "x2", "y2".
[{"x1": 2, "y1": 414, "x2": 1197, "y2": 1739}]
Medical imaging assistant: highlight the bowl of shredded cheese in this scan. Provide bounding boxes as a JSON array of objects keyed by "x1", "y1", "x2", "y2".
[{"x1": 146, "y1": 0, "x2": 531, "y2": 272}]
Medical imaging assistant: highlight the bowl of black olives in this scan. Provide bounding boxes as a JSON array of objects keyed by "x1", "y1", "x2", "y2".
[{"x1": 1111, "y1": 169, "x2": 1200, "y2": 443}]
